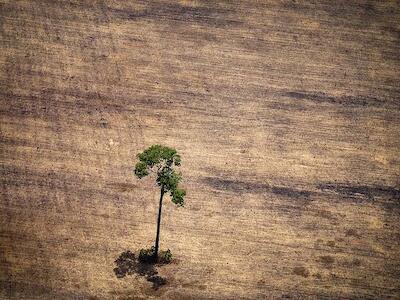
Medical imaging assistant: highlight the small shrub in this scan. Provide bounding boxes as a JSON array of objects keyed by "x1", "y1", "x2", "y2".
[
  {"x1": 159, "y1": 249, "x2": 172, "y2": 264},
  {"x1": 139, "y1": 247, "x2": 156, "y2": 263},
  {"x1": 138, "y1": 247, "x2": 172, "y2": 264}
]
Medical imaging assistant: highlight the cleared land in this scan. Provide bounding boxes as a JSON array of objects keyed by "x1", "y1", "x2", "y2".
[{"x1": 1, "y1": 1, "x2": 400, "y2": 299}]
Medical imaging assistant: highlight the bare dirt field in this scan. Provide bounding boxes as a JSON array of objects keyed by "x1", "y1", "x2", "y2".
[{"x1": 1, "y1": 0, "x2": 400, "y2": 299}]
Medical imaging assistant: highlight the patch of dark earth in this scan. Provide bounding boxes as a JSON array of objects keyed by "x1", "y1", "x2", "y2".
[
  {"x1": 284, "y1": 91, "x2": 399, "y2": 109},
  {"x1": 113, "y1": 250, "x2": 167, "y2": 290},
  {"x1": 202, "y1": 177, "x2": 400, "y2": 210},
  {"x1": 317, "y1": 183, "x2": 400, "y2": 210},
  {"x1": 202, "y1": 177, "x2": 267, "y2": 194},
  {"x1": 202, "y1": 176, "x2": 312, "y2": 199}
]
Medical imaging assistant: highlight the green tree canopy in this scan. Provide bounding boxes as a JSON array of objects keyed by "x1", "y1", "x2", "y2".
[{"x1": 134, "y1": 144, "x2": 185, "y2": 206}]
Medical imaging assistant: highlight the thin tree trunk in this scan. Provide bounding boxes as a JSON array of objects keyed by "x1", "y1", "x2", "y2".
[{"x1": 154, "y1": 184, "x2": 164, "y2": 262}]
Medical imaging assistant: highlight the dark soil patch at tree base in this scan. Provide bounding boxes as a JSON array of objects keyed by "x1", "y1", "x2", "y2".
[{"x1": 113, "y1": 250, "x2": 168, "y2": 289}]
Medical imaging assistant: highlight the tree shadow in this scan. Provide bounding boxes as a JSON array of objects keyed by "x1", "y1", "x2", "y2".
[{"x1": 113, "y1": 250, "x2": 167, "y2": 290}]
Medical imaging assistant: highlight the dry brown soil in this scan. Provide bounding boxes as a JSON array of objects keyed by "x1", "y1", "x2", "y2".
[{"x1": 1, "y1": 1, "x2": 400, "y2": 299}]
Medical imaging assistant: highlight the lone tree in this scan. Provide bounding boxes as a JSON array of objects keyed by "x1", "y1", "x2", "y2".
[{"x1": 134, "y1": 145, "x2": 186, "y2": 262}]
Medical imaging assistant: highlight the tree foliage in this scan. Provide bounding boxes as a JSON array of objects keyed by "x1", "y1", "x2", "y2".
[{"x1": 134, "y1": 145, "x2": 185, "y2": 206}]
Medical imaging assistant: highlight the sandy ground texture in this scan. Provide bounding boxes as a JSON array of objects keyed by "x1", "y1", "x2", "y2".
[{"x1": 1, "y1": 0, "x2": 400, "y2": 299}]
